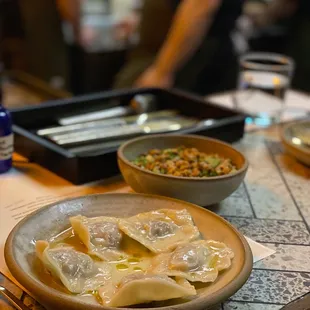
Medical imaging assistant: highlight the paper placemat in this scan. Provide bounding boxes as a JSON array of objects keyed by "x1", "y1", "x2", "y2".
[{"x1": 245, "y1": 237, "x2": 276, "y2": 263}]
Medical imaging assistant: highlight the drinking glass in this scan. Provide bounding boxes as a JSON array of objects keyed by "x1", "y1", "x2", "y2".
[{"x1": 235, "y1": 52, "x2": 295, "y2": 126}]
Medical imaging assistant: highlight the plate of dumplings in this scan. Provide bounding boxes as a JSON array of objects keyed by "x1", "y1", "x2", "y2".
[{"x1": 5, "y1": 193, "x2": 253, "y2": 310}]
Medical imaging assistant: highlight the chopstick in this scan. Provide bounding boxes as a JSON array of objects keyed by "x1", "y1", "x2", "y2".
[{"x1": 0, "y1": 285, "x2": 31, "y2": 310}]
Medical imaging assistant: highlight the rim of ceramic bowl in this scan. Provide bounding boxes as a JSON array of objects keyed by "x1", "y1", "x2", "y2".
[
  {"x1": 5, "y1": 193, "x2": 253, "y2": 310},
  {"x1": 280, "y1": 120, "x2": 310, "y2": 155},
  {"x1": 117, "y1": 134, "x2": 249, "y2": 182}
]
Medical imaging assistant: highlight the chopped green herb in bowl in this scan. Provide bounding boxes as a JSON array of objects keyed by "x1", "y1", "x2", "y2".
[{"x1": 132, "y1": 146, "x2": 237, "y2": 178}]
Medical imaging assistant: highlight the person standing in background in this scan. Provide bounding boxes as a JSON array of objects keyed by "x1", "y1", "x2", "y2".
[
  {"x1": 247, "y1": 0, "x2": 310, "y2": 92},
  {"x1": 56, "y1": 0, "x2": 135, "y2": 93},
  {"x1": 114, "y1": 0, "x2": 245, "y2": 96},
  {"x1": 57, "y1": 0, "x2": 136, "y2": 50}
]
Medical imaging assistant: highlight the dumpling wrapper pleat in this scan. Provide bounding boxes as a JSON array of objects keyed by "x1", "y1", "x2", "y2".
[
  {"x1": 70, "y1": 215, "x2": 126, "y2": 261},
  {"x1": 35, "y1": 240, "x2": 112, "y2": 294},
  {"x1": 99, "y1": 274, "x2": 196, "y2": 307},
  {"x1": 151, "y1": 240, "x2": 234, "y2": 283},
  {"x1": 119, "y1": 209, "x2": 200, "y2": 253}
]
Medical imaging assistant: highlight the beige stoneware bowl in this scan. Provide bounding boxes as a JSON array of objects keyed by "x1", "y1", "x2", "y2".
[
  {"x1": 118, "y1": 134, "x2": 248, "y2": 206},
  {"x1": 280, "y1": 120, "x2": 310, "y2": 166},
  {"x1": 5, "y1": 193, "x2": 253, "y2": 310}
]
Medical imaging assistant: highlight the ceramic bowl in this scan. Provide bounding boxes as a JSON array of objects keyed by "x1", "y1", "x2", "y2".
[
  {"x1": 280, "y1": 120, "x2": 310, "y2": 166},
  {"x1": 5, "y1": 193, "x2": 253, "y2": 310},
  {"x1": 118, "y1": 134, "x2": 248, "y2": 206}
]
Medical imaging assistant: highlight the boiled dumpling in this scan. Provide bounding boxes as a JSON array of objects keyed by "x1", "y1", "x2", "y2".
[
  {"x1": 70, "y1": 215, "x2": 126, "y2": 261},
  {"x1": 98, "y1": 273, "x2": 196, "y2": 307},
  {"x1": 35, "y1": 240, "x2": 111, "y2": 293},
  {"x1": 119, "y1": 209, "x2": 200, "y2": 253},
  {"x1": 151, "y1": 240, "x2": 234, "y2": 282}
]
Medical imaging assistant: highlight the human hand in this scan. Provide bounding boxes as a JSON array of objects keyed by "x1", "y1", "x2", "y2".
[{"x1": 135, "y1": 66, "x2": 174, "y2": 89}]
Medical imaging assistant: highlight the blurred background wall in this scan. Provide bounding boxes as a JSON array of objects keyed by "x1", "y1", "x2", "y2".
[{"x1": 0, "y1": 0, "x2": 306, "y2": 96}]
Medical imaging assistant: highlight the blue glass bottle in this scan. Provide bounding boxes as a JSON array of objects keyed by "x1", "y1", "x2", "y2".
[{"x1": 0, "y1": 88, "x2": 13, "y2": 173}]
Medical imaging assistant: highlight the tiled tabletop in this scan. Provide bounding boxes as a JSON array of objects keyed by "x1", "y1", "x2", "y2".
[{"x1": 1, "y1": 125, "x2": 309, "y2": 309}]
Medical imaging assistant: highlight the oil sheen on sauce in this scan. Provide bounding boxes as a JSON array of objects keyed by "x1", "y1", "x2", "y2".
[{"x1": 35, "y1": 227, "x2": 154, "y2": 303}]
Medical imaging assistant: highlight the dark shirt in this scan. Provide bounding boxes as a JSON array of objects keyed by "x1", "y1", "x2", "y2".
[
  {"x1": 296, "y1": 0, "x2": 310, "y2": 18},
  {"x1": 172, "y1": 0, "x2": 244, "y2": 37},
  {"x1": 138, "y1": 0, "x2": 244, "y2": 52}
]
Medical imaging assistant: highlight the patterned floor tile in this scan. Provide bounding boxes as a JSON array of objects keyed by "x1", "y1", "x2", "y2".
[
  {"x1": 254, "y1": 243, "x2": 310, "y2": 272},
  {"x1": 231, "y1": 269, "x2": 310, "y2": 305},
  {"x1": 224, "y1": 301, "x2": 282, "y2": 310},
  {"x1": 236, "y1": 136, "x2": 301, "y2": 220},
  {"x1": 226, "y1": 217, "x2": 310, "y2": 245},
  {"x1": 210, "y1": 183, "x2": 254, "y2": 218}
]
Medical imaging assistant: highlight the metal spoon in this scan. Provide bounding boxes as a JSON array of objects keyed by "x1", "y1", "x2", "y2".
[
  {"x1": 68, "y1": 139, "x2": 129, "y2": 156},
  {"x1": 49, "y1": 116, "x2": 188, "y2": 142},
  {"x1": 58, "y1": 95, "x2": 157, "y2": 126},
  {"x1": 54, "y1": 116, "x2": 216, "y2": 147},
  {"x1": 37, "y1": 110, "x2": 178, "y2": 137},
  {"x1": 54, "y1": 119, "x2": 198, "y2": 147}
]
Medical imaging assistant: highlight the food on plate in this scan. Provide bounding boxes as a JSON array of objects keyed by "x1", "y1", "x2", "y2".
[
  {"x1": 151, "y1": 240, "x2": 234, "y2": 282},
  {"x1": 119, "y1": 209, "x2": 200, "y2": 253},
  {"x1": 98, "y1": 274, "x2": 196, "y2": 307},
  {"x1": 35, "y1": 240, "x2": 111, "y2": 293},
  {"x1": 132, "y1": 146, "x2": 237, "y2": 177},
  {"x1": 35, "y1": 209, "x2": 234, "y2": 307},
  {"x1": 70, "y1": 215, "x2": 126, "y2": 261}
]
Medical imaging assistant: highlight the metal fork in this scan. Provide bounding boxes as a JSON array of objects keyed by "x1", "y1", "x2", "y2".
[{"x1": 0, "y1": 285, "x2": 30, "y2": 310}]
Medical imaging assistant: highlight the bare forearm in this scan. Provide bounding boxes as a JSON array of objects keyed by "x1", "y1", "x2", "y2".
[{"x1": 154, "y1": 0, "x2": 221, "y2": 76}]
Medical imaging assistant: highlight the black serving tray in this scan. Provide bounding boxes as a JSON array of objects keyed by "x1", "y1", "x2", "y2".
[{"x1": 11, "y1": 88, "x2": 246, "y2": 184}]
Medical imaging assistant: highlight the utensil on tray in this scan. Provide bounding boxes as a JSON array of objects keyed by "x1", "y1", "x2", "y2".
[
  {"x1": 52, "y1": 118, "x2": 198, "y2": 147},
  {"x1": 67, "y1": 139, "x2": 129, "y2": 156},
  {"x1": 65, "y1": 119, "x2": 215, "y2": 155},
  {"x1": 37, "y1": 110, "x2": 178, "y2": 137},
  {"x1": 58, "y1": 95, "x2": 157, "y2": 126}
]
